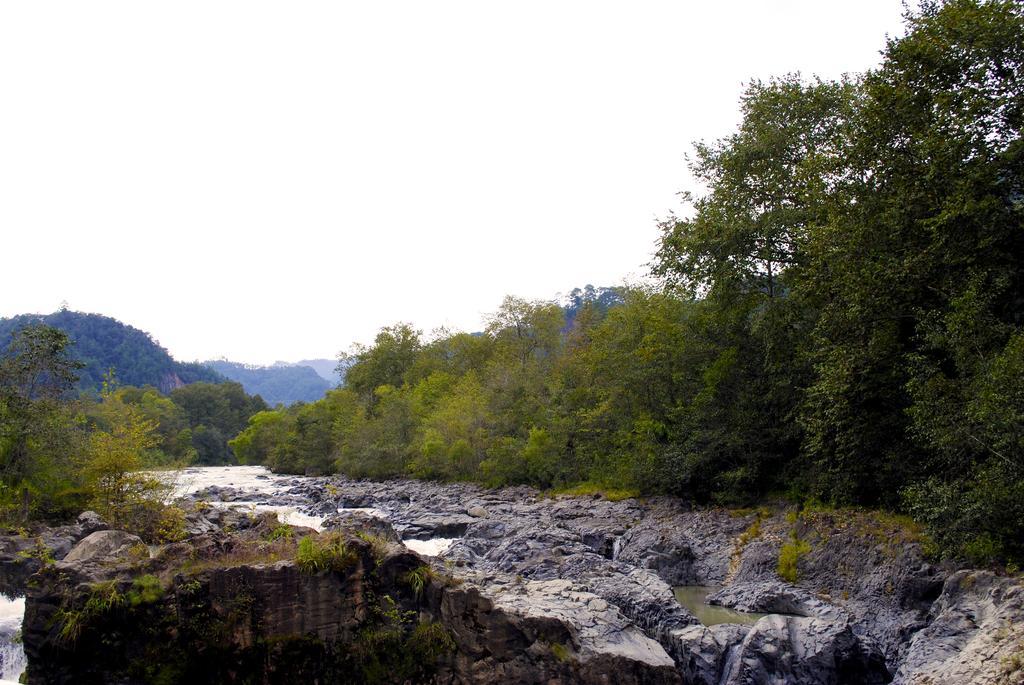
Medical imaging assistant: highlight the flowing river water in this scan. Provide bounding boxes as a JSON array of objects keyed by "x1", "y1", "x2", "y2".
[{"x1": 0, "y1": 595, "x2": 25, "y2": 684}]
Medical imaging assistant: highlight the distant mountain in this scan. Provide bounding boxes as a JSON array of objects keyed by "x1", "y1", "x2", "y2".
[
  {"x1": 292, "y1": 358, "x2": 347, "y2": 385},
  {"x1": 0, "y1": 310, "x2": 223, "y2": 394},
  {"x1": 205, "y1": 360, "x2": 333, "y2": 406}
]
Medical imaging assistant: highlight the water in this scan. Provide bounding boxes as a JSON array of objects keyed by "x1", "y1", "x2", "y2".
[
  {"x1": 403, "y1": 538, "x2": 456, "y2": 556},
  {"x1": 673, "y1": 586, "x2": 768, "y2": 626},
  {"x1": 0, "y1": 595, "x2": 26, "y2": 683},
  {"x1": 163, "y1": 465, "x2": 292, "y2": 499},
  {"x1": 167, "y1": 466, "x2": 455, "y2": 556},
  {"x1": 337, "y1": 506, "x2": 386, "y2": 519}
]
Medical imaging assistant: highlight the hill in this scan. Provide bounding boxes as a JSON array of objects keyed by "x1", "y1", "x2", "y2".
[
  {"x1": 205, "y1": 360, "x2": 333, "y2": 406},
  {"x1": 0, "y1": 310, "x2": 223, "y2": 394},
  {"x1": 292, "y1": 358, "x2": 347, "y2": 385}
]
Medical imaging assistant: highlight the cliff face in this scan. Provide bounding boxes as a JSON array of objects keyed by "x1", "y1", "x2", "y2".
[{"x1": 20, "y1": 517, "x2": 680, "y2": 685}]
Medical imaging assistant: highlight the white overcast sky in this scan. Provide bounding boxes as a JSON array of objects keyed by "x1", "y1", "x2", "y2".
[{"x1": 1, "y1": 1, "x2": 907, "y2": 365}]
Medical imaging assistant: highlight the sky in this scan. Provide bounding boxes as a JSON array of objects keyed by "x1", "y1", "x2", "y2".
[{"x1": 1, "y1": 1, "x2": 908, "y2": 365}]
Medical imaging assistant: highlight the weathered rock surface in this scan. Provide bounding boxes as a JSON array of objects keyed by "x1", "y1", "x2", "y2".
[
  {"x1": 666, "y1": 623, "x2": 750, "y2": 685},
  {"x1": 708, "y1": 581, "x2": 850, "y2": 623},
  {"x1": 0, "y1": 521, "x2": 90, "y2": 597},
  {"x1": 718, "y1": 615, "x2": 891, "y2": 685},
  {"x1": 7, "y1": 469, "x2": 1021, "y2": 684},
  {"x1": 61, "y1": 530, "x2": 144, "y2": 564},
  {"x1": 893, "y1": 571, "x2": 1024, "y2": 685},
  {"x1": 21, "y1": 518, "x2": 682, "y2": 684}
]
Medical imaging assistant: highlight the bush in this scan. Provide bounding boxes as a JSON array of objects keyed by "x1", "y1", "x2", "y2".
[
  {"x1": 903, "y1": 461, "x2": 1024, "y2": 567},
  {"x1": 295, "y1": 533, "x2": 357, "y2": 574},
  {"x1": 777, "y1": 533, "x2": 811, "y2": 583}
]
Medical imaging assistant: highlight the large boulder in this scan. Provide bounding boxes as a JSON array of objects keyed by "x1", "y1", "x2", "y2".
[
  {"x1": 708, "y1": 581, "x2": 850, "y2": 623},
  {"x1": 76, "y1": 511, "x2": 108, "y2": 537},
  {"x1": 60, "y1": 530, "x2": 143, "y2": 564}
]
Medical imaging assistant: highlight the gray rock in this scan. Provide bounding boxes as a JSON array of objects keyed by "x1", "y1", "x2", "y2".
[
  {"x1": 667, "y1": 623, "x2": 750, "y2": 685},
  {"x1": 76, "y1": 511, "x2": 108, "y2": 537},
  {"x1": 708, "y1": 581, "x2": 849, "y2": 623},
  {"x1": 61, "y1": 530, "x2": 143, "y2": 564},
  {"x1": 720, "y1": 615, "x2": 891, "y2": 685},
  {"x1": 893, "y1": 571, "x2": 1024, "y2": 684}
]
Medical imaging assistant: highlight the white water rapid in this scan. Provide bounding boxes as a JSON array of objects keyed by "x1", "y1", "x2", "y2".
[{"x1": 0, "y1": 594, "x2": 26, "y2": 684}]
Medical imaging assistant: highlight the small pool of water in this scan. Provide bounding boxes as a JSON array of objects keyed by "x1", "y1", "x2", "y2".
[{"x1": 673, "y1": 586, "x2": 768, "y2": 626}]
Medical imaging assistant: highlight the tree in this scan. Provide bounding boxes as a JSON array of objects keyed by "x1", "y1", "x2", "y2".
[
  {"x1": 342, "y1": 324, "x2": 422, "y2": 404},
  {"x1": 651, "y1": 77, "x2": 847, "y2": 501},
  {"x1": 800, "y1": 0, "x2": 1024, "y2": 506},
  {"x1": 0, "y1": 325, "x2": 84, "y2": 508},
  {"x1": 84, "y1": 385, "x2": 163, "y2": 526},
  {"x1": 653, "y1": 76, "x2": 855, "y2": 300},
  {"x1": 170, "y1": 381, "x2": 267, "y2": 463}
]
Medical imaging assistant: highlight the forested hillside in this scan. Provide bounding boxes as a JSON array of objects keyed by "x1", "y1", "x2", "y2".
[
  {"x1": 205, "y1": 360, "x2": 333, "y2": 406},
  {"x1": 231, "y1": 1, "x2": 1024, "y2": 566},
  {"x1": 0, "y1": 310, "x2": 222, "y2": 393}
]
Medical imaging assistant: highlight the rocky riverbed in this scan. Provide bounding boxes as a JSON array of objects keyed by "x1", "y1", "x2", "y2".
[{"x1": 1, "y1": 466, "x2": 1022, "y2": 684}]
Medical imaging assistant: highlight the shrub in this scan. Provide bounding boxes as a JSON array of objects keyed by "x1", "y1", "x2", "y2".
[
  {"x1": 355, "y1": 531, "x2": 391, "y2": 564},
  {"x1": 777, "y1": 533, "x2": 811, "y2": 583},
  {"x1": 903, "y1": 462, "x2": 1024, "y2": 567},
  {"x1": 266, "y1": 524, "x2": 294, "y2": 542},
  {"x1": 296, "y1": 533, "x2": 357, "y2": 574}
]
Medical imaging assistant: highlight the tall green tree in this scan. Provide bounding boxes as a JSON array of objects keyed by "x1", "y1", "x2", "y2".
[
  {"x1": 800, "y1": 0, "x2": 1024, "y2": 506},
  {"x1": 0, "y1": 325, "x2": 84, "y2": 502}
]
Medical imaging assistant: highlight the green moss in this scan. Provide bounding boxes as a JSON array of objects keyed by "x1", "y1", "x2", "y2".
[
  {"x1": 16, "y1": 538, "x2": 55, "y2": 567},
  {"x1": 127, "y1": 574, "x2": 165, "y2": 606},
  {"x1": 552, "y1": 481, "x2": 639, "y2": 502},
  {"x1": 548, "y1": 641, "x2": 572, "y2": 663}
]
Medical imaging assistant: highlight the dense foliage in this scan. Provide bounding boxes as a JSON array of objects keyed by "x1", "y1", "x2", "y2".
[
  {"x1": 0, "y1": 310, "x2": 223, "y2": 394},
  {"x1": 205, "y1": 359, "x2": 333, "y2": 406},
  {"x1": 168, "y1": 382, "x2": 268, "y2": 463},
  {"x1": 0, "y1": 326, "x2": 267, "y2": 527},
  {"x1": 231, "y1": 1, "x2": 1024, "y2": 566}
]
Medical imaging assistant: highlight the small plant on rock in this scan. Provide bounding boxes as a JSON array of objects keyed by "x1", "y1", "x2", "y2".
[
  {"x1": 402, "y1": 565, "x2": 435, "y2": 600},
  {"x1": 296, "y1": 533, "x2": 357, "y2": 574},
  {"x1": 266, "y1": 524, "x2": 294, "y2": 542},
  {"x1": 777, "y1": 532, "x2": 811, "y2": 583}
]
